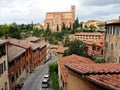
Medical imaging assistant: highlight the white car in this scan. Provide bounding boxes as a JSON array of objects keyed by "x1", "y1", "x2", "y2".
[
  {"x1": 42, "y1": 78, "x2": 49, "y2": 88},
  {"x1": 44, "y1": 74, "x2": 50, "y2": 78}
]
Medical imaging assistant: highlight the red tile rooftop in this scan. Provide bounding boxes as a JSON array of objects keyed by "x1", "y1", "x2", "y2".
[
  {"x1": 86, "y1": 74, "x2": 120, "y2": 90},
  {"x1": 26, "y1": 37, "x2": 40, "y2": 42},
  {"x1": 87, "y1": 39, "x2": 104, "y2": 47},
  {"x1": 66, "y1": 63, "x2": 120, "y2": 90},
  {"x1": 56, "y1": 46, "x2": 68, "y2": 53},
  {"x1": 8, "y1": 45, "x2": 26, "y2": 62},
  {"x1": 58, "y1": 54, "x2": 94, "y2": 83},
  {"x1": 8, "y1": 38, "x2": 31, "y2": 49},
  {"x1": 67, "y1": 63, "x2": 120, "y2": 75}
]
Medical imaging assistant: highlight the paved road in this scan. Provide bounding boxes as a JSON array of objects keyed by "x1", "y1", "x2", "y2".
[{"x1": 21, "y1": 54, "x2": 56, "y2": 90}]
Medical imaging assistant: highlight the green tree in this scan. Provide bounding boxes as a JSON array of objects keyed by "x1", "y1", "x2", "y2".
[
  {"x1": 89, "y1": 24, "x2": 96, "y2": 31},
  {"x1": 49, "y1": 62, "x2": 59, "y2": 90},
  {"x1": 9, "y1": 25, "x2": 22, "y2": 39},
  {"x1": 64, "y1": 35, "x2": 70, "y2": 47},
  {"x1": 46, "y1": 23, "x2": 50, "y2": 30},
  {"x1": 52, "y1": 39, "x2": 58, "y2": 45},
  {"x1": 32, "y1": 29, "x2": 43, "y2": 37},
  {"x1": 94, "y1": 57, "x2": 106, "y2": 63},
  {"x1": 49, "y1": 62, "x2": 58, "y2": 74},
  {"x1": 97, "y1": 23, "x2": 105, "y2": 31},
  {"x1": 0, "y1": 24, "x2": 9, "y2": 37},
  {"x1": 62, "y1": 22, "x2": 66, "y2": 30},
  {"x1": 64, "y1": 40, "x2": 88, "y2": 57},
  {"x1": 57, "y1": 24, "x2": 59, "y2": 31},
  {"x1": 73, "y1": 17, "x2": 79, "y2": 29},
  {"x1": 92, "y1": 43, "x2": 96, "y2": 53}
]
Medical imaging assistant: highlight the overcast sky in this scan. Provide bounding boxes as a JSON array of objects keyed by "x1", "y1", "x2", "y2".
[{"x1": 0, "y1": 0, "x2": 120, "y2": 24}]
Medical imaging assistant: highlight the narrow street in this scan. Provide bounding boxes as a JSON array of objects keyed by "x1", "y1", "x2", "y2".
[{"x1": 21, "y1": 54, "x2": 56, "y2": 90}]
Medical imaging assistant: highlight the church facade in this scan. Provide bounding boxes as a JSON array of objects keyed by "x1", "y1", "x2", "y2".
[{"x1": 44, "y1": 5, "x2": 75, "y2": 32}]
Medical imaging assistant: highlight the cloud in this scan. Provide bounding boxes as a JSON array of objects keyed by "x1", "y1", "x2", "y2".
[
  {"x1": 81, "y1": 0, "x2": 120, "y2": 6},
  {"x1": 0, "y1": 0, "x2": 120, "y2": 24}
]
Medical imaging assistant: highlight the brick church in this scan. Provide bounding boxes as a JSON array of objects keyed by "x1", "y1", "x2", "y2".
[{"x1": 44, "y1": 5, "x2": 75, "y2": 32}]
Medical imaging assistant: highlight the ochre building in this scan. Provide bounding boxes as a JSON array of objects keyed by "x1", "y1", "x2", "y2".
[{"x1": 44, "y1": 5, "x2": 75, "y2": 32}]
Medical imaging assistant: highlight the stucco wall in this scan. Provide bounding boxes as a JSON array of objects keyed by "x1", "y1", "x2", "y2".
[
  {"x1": 0, "y1": 44, "x2": 9, "y2": 90},
  {"x1": 66, "y1": 70, "x2": 105, "y2": 90}
]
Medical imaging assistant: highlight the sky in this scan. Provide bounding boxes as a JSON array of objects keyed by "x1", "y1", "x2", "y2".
[{"x1": 0, "y1": 0, "x2": 120, "y2": 24}]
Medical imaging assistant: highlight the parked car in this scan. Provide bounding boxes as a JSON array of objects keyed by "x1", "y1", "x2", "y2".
[
  {"x1": 42, "y1": 78, "x2": 49, "y2": 88},
  {"x1": 44, "y1": 74, "x2": 50, "y2": 81}
]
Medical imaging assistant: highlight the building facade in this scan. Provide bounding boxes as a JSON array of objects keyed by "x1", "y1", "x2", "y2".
[
  {"x1": 44, "y1": 5, "x2": 75, "y2": 32},
  {"x1": 66, "y1": 63, "x2": 120, "y2": 90},
  {"x1": 74, "y1": 32, "x2": 104, "y2": 42},
  {"x1": 104, "y1": 18, "x2": 120, "y2": 62},
  {"x1": 39, "y1": 43, "x2": 47, "y2": 64},
  {"x1": 0, "y1": 40, "x2": 9, "y2": 90},
  {"x1": 8, "y1": 45, "x2": 26, "y2": 90},
  {"x1": 82, "y1": 20, "x2": 105, "y2": 31},
  {"x1": 8, "y1": 39, "x2": 32, "y2": 74},
  {"x1": 58, "y1": 54, "x2": 94, "y2": 90}
]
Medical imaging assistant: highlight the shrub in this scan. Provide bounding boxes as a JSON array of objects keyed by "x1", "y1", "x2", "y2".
[{"x1": 94, "y1": 57, "x2": 106, "y2": 63}]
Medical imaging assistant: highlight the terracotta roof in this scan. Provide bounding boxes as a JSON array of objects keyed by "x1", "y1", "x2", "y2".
[
  {"x1": 87, "y1": 74, "x2": 120, "y2": 90},
  {"x1": 50, "y1": 45, "x2": 58, "y2": 49},
  {"x1": 39, "y1": 41, "x2": 46, "y2": 48},
  {"x1": 23, "y1": 40, "x2": 41, "y2": 50},
  {"x1": 67, "y1": 63, "x2": 120, "y2": 75},
  {"x1": 87, "y1": 39, "x2": 104, "y2": 47},
  {"x1": 47, "y1": 12, "x2": 71, "y2": 14},
  {"x1": 26, "y1": 37, "x2": 40, "y2": 42},
  {"x1": 58, "y1": 54, "x2": 94, "y2": 83},
  {"x1": 66, "y1": 63, "x2": 120, "y2": 90},
  {"x1": 8, "y1": 45, "x2": 26, "y2": 62},
  {"x1": 56, "y1": 46, "x2": 68, "y2": 53},
  {"x1": 0, "y1": 39, "x2": 8, "y2": 45},
  {"x1": 8, "y1": 38, "x2": 31, "y2": 49},
  {"x1": 75, "y1": 32, "x2": 102, "y2": 36}
]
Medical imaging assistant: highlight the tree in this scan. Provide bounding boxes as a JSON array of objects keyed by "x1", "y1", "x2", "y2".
[
  {"x1": 64, "y1": 40, "x2": 88, "y2": 57},
  {"x1": 62, "y1": 22, "x2": 66, "y2": 30},
  {"x1": 52, "y1": 39, "x2": 58, "y2": 45},
  {"x1": 64, "y1": 35, "x2": 70, "y2": 47},
  {"x1": 32, "y1": 29, "x2": 43, "y2": 37},
  {"x1": 73, "y1": 17, "x2": 79, "y2": 29},
  {"x1": 97, "y1": 23, "x2": 105, "y2": 31},
  {"x1": 46, "y1": 23, "x2": 50, "y2": 30},
  {"x1": 49, "y1": 62, "x2": 59, "y2": 90},
  {"x1": 9, "y1": 25, "x2": 22, "y2": 39},
  {"x1": 94, "y1": 57, "x2": 106, "y2": 63},
  {"x1": 89, "y1": 24, "x2": 96, "y2": 31},
  {"x1": 68, "y1": 22, "x2": 72, "y2": 30},
  {"x1": 0, "y1": 24, "x2": 9, "y2": 37},
  {"x1": 57, "y1": 24, "x2": 59, "y2": 31},
  {"x1": 92, "y1": 43, "x2": 96, "y2": 52}
]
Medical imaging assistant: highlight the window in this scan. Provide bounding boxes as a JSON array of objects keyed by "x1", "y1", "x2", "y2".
[
  {"x1": 11, "y1": 76, "x2": 14, "y2": 82},
  {"x1": 0, "y1": 44, "x2": 6, "y2": 57},
  {"x1": 5, "y1": 82, "x2": 8, "y2": 90},
  {"x1": 0, "y1": 63, "x2": 2, "y2": 76},
  {"x1": 4, "y1": 61, "x2": 6, "y2": 71}
]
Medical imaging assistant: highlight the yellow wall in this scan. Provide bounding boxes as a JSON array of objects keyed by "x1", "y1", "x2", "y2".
[{"x1": 67, "y1": 70, "x2": 104, "y2": 90}]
